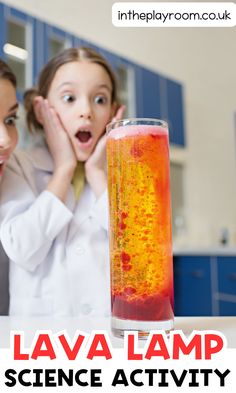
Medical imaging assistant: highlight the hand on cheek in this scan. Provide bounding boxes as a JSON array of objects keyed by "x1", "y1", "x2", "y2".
[
  {"x1": 85, "y1": 104, "x2": 125, "y2": 198},
  {"x1": 111, "y1": 104, "x2": 126, "y2": 122},
  {"x1": 34, "y1": 96, "x2": 77, "y2": 175},
  {"x1": 84, "y1": 134, "x2": 107, "y2": 199},
  {"x1": 85, "y1": 134, "x2": 107, "y2": 171}
]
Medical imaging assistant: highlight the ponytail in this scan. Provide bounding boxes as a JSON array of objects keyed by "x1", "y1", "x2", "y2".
[{"x1": 24, "y1": 88, "x2": 43, "y2": 133}]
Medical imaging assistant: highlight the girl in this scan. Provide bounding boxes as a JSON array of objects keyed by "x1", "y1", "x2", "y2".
[
  {"x1": 0, "y1": 59, "x2": 19, "y2": 315},
  {"x1": 0, "y1": 48, "x2": 124, "y2": 317}
]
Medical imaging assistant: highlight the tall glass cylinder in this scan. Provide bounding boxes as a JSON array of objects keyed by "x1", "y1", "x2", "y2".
[{"x1": 106, "y1": 118, "x2": 174, "y2": 338}]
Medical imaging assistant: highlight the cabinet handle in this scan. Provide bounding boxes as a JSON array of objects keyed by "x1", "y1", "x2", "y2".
[
  {"x1": 190, "y1": 270, "x2": 204, "y2": 278},
  {"x1": 228, "y1": 273, "x2": 236, "y2": 281}
]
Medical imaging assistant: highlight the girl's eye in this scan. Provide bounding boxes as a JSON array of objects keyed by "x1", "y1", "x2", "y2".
[
  {"x1": 94, "y1": 95, "x2": 107, "y2": 105},
  {"x1": 5, "y1": 115, "x2": 18, "y2": 126},
  {"x1": 62, "y1": 94, "x2": 75, "y2": 103}
]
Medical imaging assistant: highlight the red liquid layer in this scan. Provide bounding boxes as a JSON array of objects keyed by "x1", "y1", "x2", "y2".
[{"x1": 112, "y1": 291, "x2": 173, "y2": 321}]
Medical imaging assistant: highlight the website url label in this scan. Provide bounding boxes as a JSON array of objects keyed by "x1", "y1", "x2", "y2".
[{"x1": 112, "y1": 2, "x2": 236, "y2": 27}]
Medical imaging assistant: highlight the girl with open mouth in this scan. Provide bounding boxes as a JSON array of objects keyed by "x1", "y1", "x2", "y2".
[{"x1": 0, "y1": 47, "x2": 124, "y2": 317}]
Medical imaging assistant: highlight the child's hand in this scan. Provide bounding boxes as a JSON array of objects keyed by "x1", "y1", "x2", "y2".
[
  {"x1": 85, "y1": 135, "x2": 107, "y2": 198},
  {"x1": 34, "y1": 96, "x2": 77, "y2": 176},
  {"x1": 85, "y1": 104, "x2": 126, "y2": 198},
  {"x1": 85, "y1": 133, "x2": 107, "y2": 174},
  {"x1": 85, "y1": 105, "x2": 125, "y2": 175},
  {"x1": 85, "y1": 134, "x2": 107, "y2": 198},
  {"x1": 111, "y1": 104, "x2": 126, "y2": 123}
]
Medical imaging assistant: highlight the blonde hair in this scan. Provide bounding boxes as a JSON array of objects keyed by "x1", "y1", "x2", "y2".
[{"x1": 24, "y1": 47, "x2": 119, "y2": 132}]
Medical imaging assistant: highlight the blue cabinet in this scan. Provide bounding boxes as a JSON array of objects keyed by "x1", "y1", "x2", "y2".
[
  {"x1": 217, "y1": 257, "x2": 236, "y2": 295},
  {"x1": 1, "y1": 4, "x2": 35, "y2": 98},
  {"x1": 218, "y1": 301, "x2": 236, "y2": 316},
  {"x1": 174, "y1": 256, "x2": 212, "y2": 316},
  {"x1": 135, "y1": 66, "x2": 162, "y2": 119},
  {"x1": 135, "y1": 66, "x2": 185, "y2": 146},
  {"x1": 174, "y1": 254, "x2": 236, "y2": 316},
  {"x1": 165, "y1": 78, "x2": 186, "y2": 146},
  {"x1": 43, "y1": 24, "x2": 74, "y2": 62},
  {"x1": 216, "y1": 256, "x2": 236, "y2": 315}
]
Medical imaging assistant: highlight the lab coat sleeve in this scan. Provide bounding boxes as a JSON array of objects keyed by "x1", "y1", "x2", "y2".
[
  {"x1": 0, "y1": 167, "x2": 73, "y2": 271},
  {"x1": 89, "y1": 189, "x2": 109, "y2": 231}
]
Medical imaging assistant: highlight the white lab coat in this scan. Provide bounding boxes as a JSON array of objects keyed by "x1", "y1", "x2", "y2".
[{"x1": 0, "y1": 147, "x2": 111, "y2": 317}]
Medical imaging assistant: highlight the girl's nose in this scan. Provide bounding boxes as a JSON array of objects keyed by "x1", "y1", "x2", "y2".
[
  {"x1": 79, "y1": 99, "x2": 92, "y2": 120},
  {"x1": 0, "y1": 124, "x2": 12, "y2": 150}
]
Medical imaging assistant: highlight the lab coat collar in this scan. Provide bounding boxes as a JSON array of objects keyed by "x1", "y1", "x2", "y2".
[
  {"x1": 21, "y1": 147, "x2": 96, "y2": 226},
  {"x1": 26, "y1": 146, "x2": 54, "y2": 173}
]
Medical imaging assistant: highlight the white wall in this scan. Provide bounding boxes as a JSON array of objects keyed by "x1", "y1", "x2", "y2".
[{"x1": 3, "y1": 0, "x2": 236, "y2": 247}]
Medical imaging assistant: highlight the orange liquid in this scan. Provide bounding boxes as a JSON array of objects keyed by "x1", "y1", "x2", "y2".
[{"x1": 107, "y1": 125, "x2": 174, "y2": 321}]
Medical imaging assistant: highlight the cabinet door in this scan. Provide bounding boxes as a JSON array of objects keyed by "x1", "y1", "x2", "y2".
[
  {"x1": 217, "y1": 256, "x2": 236, "y2": 315},
  {"x1": 2, "y1": 5, "x2": 34, "y2": 97},
  {"x1": 164, "y1": 78, "x2": 186, "y2": 146},
  {"x1": 33, "y1": 19, "x2": 45, "y2": 83},
  {"x1": 44, "y1": 23, "x2": 73, "y2": 62},
  {"x1": 135, "y1": 66, "x2": 162, "y2": 119},
  {"x1": 174, "y1": 256, "x2": 212, "y2": 316},
  {"x1": 112, "y1": 57, "x2": 137, "y2": 118},
  {"x1": 217, "y1": 257, "x2": 236, "y2": 295},
  {"x1": 218, "y1": 300, "x2": 236, "y2": 316}
]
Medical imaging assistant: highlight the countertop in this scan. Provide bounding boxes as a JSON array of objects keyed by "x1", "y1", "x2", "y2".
[
  {"x1": 173, "y1": 246, "x2": 236, "y2": 256},
  {"x1": 0, "y1": 316, "x2": 235, "y2": 348}
]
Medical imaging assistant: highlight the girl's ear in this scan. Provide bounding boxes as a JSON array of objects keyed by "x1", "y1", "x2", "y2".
[{"x1": 33, "y1": 96, "x2": 44, "y2": 125}]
